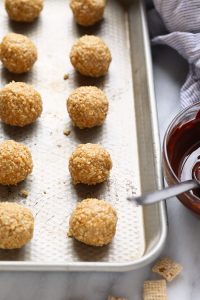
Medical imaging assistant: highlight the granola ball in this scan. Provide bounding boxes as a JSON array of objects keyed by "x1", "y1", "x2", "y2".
[
  {"x1": 68, "y1": 198, "x2": 117, "y2": 246},
  {"x1": 0, "y1": 202, "x2": 34, "y2": 249},
  {"x1": 67, "y1": 86, "x2": 108, "y2": 129},
  {"x1": 0, "y1": 140, "x2": 33, "y2": 185},
  {"x1": 0, "y1": 33, "x2": 37, "y2": 74},
  {"x1": 70, "y1": 0, "x2": 105, "y2": 26},
  {"x1": 70, "y1": 35, "x2": 111, "y2": 77},
  {"x1": 69, "y1": 143, "x2": 112, "y2": 185},
  {"x1": 0, "y1": 82, "x2": 42, "y2": 127},
  {"x1": 5, "y1": 0, "x2": 44, "y2": 22}
]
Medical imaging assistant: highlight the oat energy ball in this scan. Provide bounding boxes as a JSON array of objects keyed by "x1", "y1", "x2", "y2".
[
  {"x1": 67, "y1": 86, "x2": 108, "y2": 129},
  {"x1": 0, "y1": 140, "x2": 33, "y2": 185},
  {"x1": 70, "y1": 0, "x2": 105, "y2": 26},
  {"x1": 70, "y1": 35, "x2": 111, "y2": 77},
  {"x1": 0, "y1": 33, "x2": 37, "y2": 73},
  {"x1": 68, "y1": 198, "x2": 117, "y2": 246},
  {"x1": 5, "y1": 0, "x2": 44, "y2": 22},
  {"x1": 69, "y1": 143, "x2": 112, "y2": 185},
  {"x1": 0, "y1": 202, "x2": 34, "y2": 249},
  {"x1": 0, "y1": 82, "x2": 42, "y2": 127}
]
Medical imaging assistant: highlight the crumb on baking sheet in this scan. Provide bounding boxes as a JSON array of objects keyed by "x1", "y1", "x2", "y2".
[
  {"x1": 67, "y1": 231, "x2": 72, "y2": 238},
  {"x1": 64, "y1": 73, "x2": 69, "y2": 80},
  {"x1": 152, "y1": 257, "x2": 183, "y2": 282},
  {"x1": 63, "y1": 129, "x2": 71, "y2": 136},
  {"x1": 19, "y1": 189, "x2": 29, "y2": 198}
]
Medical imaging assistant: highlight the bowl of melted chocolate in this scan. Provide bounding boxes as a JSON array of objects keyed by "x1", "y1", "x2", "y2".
[{"x1": 163, "y1": 102, "x2": 200, "y2": 214}]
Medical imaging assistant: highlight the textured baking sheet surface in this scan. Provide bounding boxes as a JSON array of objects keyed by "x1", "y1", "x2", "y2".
[{"x1": 0, "y1": 0, "x2": 145, "y2": 264}]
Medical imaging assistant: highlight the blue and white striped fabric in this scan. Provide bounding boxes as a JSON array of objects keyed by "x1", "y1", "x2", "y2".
[{"x1": 149, "y1": 0, "x2": 200, "y2": 107}]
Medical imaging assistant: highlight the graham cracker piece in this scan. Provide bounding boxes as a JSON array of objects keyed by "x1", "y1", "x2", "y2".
[
  {"x1": 63, "y1": 129, "x2": 71, "y2": 136},
  {"x1": 63, "y1": 73, "x2": 69, "y2": 80},
  {"x1": 19, "y1": 189, "x2": 29, "y2": 198},
  {"x1": 152, "y1": 257, "x2": 183, "y2": 282},
  {"x1": 143, "y1": 280, "x2": 167, "y2": 300}
]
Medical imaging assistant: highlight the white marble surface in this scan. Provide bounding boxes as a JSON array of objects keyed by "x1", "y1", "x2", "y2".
[{"x1": 0, "y1": 46, "x2": 200, "y2": 300}]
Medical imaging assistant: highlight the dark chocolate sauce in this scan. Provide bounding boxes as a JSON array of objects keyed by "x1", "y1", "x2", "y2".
[{"x1": 167, "y1": 110, "x2": 200, "y2": 198}]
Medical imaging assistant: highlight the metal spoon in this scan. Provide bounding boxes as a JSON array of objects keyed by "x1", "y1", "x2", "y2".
[{"x1": 127, "y1": 162, "x2": 200, "y2": 206}]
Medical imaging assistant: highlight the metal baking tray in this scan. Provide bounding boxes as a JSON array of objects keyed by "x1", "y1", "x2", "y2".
[{"x1": 0, "y1": 0, "x2": 167, "y2": 271}]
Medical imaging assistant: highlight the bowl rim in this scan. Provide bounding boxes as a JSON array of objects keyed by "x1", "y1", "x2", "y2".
[{"x1": 163, "y1": 100, "x2": 200, "y2": 183}]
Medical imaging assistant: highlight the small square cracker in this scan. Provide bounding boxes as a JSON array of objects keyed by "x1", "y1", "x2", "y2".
[
  {"x1": 152, "y1": 257, "x2": 183, "y2": 282},
  {"x1": 107, "y1": 297, "x2": 127, "y2": 300},
  {"x1": 143, "y1": 280, "x2": 167, "y2": 300}
]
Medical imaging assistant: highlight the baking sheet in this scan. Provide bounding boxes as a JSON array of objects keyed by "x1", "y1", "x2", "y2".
[{"x1": 0, "y1": 0, "x2": 167, "y2": 271}]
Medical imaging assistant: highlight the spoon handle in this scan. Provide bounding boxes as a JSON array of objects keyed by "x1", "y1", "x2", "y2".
[{"x1": 128, "y1": 180, "x2": 199, "y2": 206}]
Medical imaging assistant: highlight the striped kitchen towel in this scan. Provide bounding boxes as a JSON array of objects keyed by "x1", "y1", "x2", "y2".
[{"x1": 149, "y1": 0, "x2": 200, "y2": 107}]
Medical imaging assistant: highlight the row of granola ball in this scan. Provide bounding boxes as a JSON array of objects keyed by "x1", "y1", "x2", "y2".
[{"x1": 0, "y1": 0, "x2": 118, "y2": 250}]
